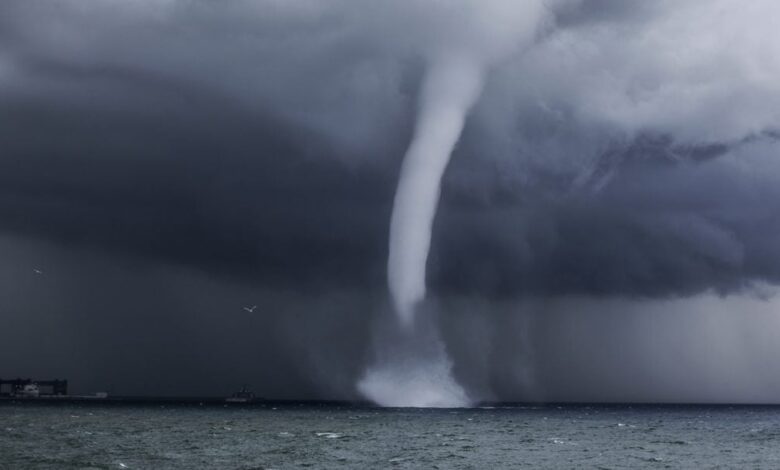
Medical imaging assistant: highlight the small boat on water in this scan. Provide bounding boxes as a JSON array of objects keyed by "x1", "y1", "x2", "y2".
[{"x1": 226, "y1": 385, "x2": 255, "y2": 403}]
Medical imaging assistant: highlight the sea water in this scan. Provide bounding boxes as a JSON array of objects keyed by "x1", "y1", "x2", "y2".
[{"x1": 2, "y1": 403, "x2": 780, "y2": 468}]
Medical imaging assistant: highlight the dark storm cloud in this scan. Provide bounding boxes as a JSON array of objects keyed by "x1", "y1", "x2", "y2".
[
  {"x1": 0, "y1": 61, "x2": 398, "y2": 290},
  {"x1": 1, "y1": 0, "x2": 779, "y2": 300},
  {"x1": 0, "y1": 0, "x2": 779, "y2": 311},
  {"x1": 433, "y1": 135, "x2": 780, "y2": 298},
  {"x1": 2, "y1": 0, "x2": 780, "y2": 402}
]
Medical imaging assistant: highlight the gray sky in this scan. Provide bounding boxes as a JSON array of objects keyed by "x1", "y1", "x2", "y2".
[{"x1": 1, "y1": 0, "x2": 780, "y2": 402}]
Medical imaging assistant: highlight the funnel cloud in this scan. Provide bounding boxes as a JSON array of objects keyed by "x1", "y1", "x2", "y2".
[{"x1": 388, "y1": 57, "x2": 484, "y2": 326}]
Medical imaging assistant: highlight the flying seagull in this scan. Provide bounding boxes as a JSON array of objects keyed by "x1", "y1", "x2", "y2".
[
  {"x1": 33, "y1": 268, "x2": 43, "y2": 274},
  {"x1": 243, "y1": 305, "x2": 257, "y2": 313}
]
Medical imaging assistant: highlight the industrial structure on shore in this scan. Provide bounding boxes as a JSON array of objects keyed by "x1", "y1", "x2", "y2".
[{"x1": 0, "y1": 378, "x2": 69, "y2": 397}]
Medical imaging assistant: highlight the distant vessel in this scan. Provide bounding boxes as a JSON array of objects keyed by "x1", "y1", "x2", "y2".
[{"x1": 226, "y1": 385, "x2": 255, "y2": 403}]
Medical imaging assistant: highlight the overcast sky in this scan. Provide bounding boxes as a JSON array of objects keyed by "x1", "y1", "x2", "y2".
[{"x1": 2, "y1": 0, "x2": 780, "y2": 402}]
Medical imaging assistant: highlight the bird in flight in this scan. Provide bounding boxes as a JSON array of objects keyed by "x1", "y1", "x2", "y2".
[
  {"x1": 33, "y1": 268, "x2": 43, "y2": 274},
  {"x1": 243, "y1": 305, "x2": 257, "y2": 313}
]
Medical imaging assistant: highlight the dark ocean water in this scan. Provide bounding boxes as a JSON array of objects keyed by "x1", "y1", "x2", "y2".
[{"x1": 2, "y1": 403, "x2": 780, "y2": 469}]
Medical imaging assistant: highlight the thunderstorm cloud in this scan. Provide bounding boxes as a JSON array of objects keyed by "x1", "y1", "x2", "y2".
[{"x1": 1, "y1": 0, "x2": 780, "y2": 402}]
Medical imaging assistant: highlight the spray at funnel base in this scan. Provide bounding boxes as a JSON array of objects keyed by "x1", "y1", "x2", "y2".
[
  {"x1": 357, "y1": 350, "x2": 469, "y2": 408},
  {"x1": 357, "y1": 309, "x2": 470, "y2": 408}
]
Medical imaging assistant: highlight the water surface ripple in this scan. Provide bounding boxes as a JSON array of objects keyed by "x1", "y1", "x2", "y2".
[{"x1": 2, "y1": 403, "x2": 779, "y2": 468}]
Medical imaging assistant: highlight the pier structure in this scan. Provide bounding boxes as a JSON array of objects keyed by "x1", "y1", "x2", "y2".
[{"x1": 0, "y1": 378, "x2": 68, "y2": 396}]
